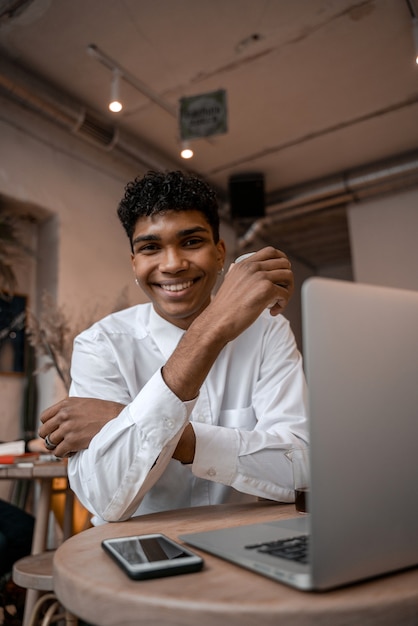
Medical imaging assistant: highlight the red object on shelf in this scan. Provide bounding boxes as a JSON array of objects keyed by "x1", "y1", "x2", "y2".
[
  {"x1": 0, "y1": 453, "x2": 39, "y2": 464},
  {"x1": 0, "y1": 455, "x2": 15, "y2": 464}
]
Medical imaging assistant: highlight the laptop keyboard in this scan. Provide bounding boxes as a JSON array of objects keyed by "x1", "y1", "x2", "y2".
[{"x1": 245, "y1": 535, "x2": 309, "y2": 564}]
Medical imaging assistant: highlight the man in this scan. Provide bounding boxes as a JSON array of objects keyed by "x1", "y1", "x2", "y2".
[{"x1": 40, "y1": 170, "x2": 308, "y2": 525}]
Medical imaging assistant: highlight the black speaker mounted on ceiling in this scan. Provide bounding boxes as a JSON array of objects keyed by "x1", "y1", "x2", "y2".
[{"x1": 228, "y1": 173, "x2": 265, "y2": 220}]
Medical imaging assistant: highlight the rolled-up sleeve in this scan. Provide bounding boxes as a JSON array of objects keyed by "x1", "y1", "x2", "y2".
[{"x1": 69, "y1": 369, "x2": 197, "y2": 521}]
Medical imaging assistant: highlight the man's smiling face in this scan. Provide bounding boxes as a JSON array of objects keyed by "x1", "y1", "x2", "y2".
[{"x1": 131, "y1": 210, "x2": 226, "y2": 329}]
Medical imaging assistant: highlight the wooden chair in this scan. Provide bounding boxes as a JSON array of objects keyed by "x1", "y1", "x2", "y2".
[
  {"x1": 13, "y1": 551, "x2": 78, "y2": 626},
  {"x1": 11, "y1": 475, "x2": 84, "y2": 626}
]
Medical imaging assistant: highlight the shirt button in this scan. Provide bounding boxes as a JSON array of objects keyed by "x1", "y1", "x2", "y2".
[
  {"x1": 165, "y1": 419, "x2": 175, "y2": 429},
  {"x1": 207, "y1": 467, "x2": 216, "y2": 477},
  {"x1": 197, "y1": 415, "x2": 205, "y2": 423}
]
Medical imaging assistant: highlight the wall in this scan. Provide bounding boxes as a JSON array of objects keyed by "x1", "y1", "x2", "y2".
[{"x1": 348, "y1": 188, "x2": 418, "y2": 291}]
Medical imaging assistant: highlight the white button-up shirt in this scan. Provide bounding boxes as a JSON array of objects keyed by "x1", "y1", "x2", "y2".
[{"x1": 68, "y1": 303, "x2": 308, "y2": 524}]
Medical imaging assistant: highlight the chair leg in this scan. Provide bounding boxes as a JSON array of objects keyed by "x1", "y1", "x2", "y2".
[
  {"x1": 28, "y1": 593, "x2": 56, "y2": 626},
  {"x1": 23, "y1": 588, "x2": 41, "y2": 626},
  {"x1": 25, "y1": 591, "x2": 78, "y2": 626}
]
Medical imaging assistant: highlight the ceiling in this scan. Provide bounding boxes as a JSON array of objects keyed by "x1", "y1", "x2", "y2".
[{"x1": 1, "y1": 0, "x2": 418, "y2": 269}]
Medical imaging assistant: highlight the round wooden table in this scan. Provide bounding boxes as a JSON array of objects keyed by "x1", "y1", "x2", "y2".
[{"x1": 53, "y1": 501, "x2": 418, "y2": 626}]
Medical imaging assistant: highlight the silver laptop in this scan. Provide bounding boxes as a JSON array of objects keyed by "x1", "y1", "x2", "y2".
[{"x1": 181, "y1": 277, "x2": 418, "y2": 591}]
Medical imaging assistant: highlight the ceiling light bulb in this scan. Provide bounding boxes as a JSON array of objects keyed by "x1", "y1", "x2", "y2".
[
  {"x1": 181, "y1": 147, "x2": 194, "y2": 159},
  {"x1": 109, "y1": 69, "x2": 123, "y2": 113},
  {"x1": 180, "y1": 142, "x2": 194, "y2": 159},
  {"x1": 109, "y1": 100, "x2": 123, "y2": 113}
]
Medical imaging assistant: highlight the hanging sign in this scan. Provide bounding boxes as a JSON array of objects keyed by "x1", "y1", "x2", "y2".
[{"x1": 179, "y1": 89, "x2": 227, "y2": 140}]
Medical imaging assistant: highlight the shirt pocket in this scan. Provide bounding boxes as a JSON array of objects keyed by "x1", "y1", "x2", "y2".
[{"x1": 218, "y1": 406, "x2": 257, "y2": 429}]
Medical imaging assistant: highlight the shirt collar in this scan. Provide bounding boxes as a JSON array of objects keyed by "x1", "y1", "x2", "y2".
[{"x1": 148, "y1": 306, "x2": 186, "y2": 359}]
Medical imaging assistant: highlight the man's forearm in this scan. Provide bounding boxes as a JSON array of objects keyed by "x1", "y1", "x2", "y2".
[{"x1": 162, "y1": 309, "x2": 228, "y2": 402}]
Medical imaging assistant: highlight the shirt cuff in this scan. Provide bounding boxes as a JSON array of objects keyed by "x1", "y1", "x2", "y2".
[
  {"x1": 191, "y1": 421, "x2": 238, "y2": 485},
  {"x1": 128, "y1": 368, "x2": 198, "y2": 443}
]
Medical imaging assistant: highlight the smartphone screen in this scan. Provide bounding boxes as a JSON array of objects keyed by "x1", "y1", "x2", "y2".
[{"x1": 102, "y1": 533, "x2": 204, "y2": 579}]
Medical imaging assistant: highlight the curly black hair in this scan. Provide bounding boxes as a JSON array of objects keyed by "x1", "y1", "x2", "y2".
[{"x1": 117, "y1": 170, "x2": 220, "y2": 249}]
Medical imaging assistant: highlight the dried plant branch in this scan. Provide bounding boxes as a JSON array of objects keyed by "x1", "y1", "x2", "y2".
[
  {"x1": 26, "y1": 288, "x2": 130, "y2": 392},
  {"x1": 26, "y1": 293, "x2": 73, "y2": 390}
]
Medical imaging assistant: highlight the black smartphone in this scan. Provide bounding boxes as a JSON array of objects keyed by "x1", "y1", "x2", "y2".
[{"x1": 101, "y1": 533, "x2": 204, "y2": 580}]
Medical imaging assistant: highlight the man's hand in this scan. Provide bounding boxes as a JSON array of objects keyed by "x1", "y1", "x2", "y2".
[
  {"x1": 39, "y1": 397, "x2": 125, "y2": 458},
  {"x1": 213, "y1": 246, "x2": 294, "y2": 336},
  {"x1": 233, "y1": 247, "x2": 294, "y2": 316}
]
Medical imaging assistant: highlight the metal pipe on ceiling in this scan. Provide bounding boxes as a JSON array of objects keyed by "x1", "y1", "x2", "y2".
[
  {"x1": 237, "y1": 150, "x2": 418, "y2": 249},
  {"x1": 266, "y1": 152, "x2": 418, "y2": 217}
]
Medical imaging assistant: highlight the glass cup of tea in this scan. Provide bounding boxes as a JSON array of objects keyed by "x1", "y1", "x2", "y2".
[{"x1": 285, "y1": 447, "x2": 310, "y2": 514}]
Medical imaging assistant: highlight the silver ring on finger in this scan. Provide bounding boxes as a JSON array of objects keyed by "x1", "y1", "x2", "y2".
[{"x1": 44, "y1": 434, "x2": 57, "y2": 451}]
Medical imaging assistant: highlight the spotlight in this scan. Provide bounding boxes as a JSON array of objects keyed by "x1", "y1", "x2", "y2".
[
  {"x1": 180, "y1": 141, "x2": 194, "y2": 159},
  {"x1": 109, "y1": 68, "x2": 123, "y2": 113}
]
